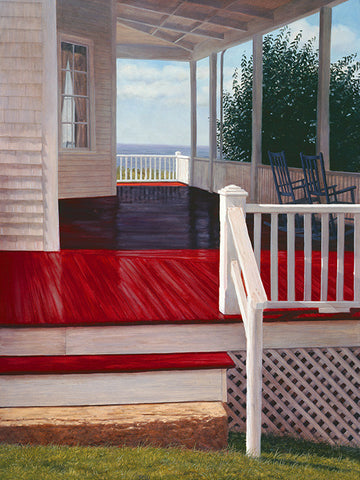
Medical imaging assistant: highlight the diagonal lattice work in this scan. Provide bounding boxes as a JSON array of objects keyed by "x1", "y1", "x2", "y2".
[{"x1": 227, "y1": 347, "x2": 360, "y2": 446}]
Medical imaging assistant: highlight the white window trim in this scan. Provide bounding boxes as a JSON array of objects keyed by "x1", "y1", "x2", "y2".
[{"x1": 58, "y1": 33, "x2": 96, "y2": 153}]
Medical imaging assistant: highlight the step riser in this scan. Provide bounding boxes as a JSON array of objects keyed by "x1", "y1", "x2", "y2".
[
  {"x1": 0, "y1": 324, "x2": 243, "y2": 356},
  {"x1": 0, "y1": 370, "x2": 227, "y2": 407}
]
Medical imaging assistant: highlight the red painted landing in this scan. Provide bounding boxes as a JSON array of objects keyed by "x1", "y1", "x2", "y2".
[
  {"x1": 0, "y1": 249, "x2": 226, "y2": 327},
  {"x1": 0, "y1": 353, "x2": 234, "y2": 375},
  {"x1": 1, "y1": 249, "x2": 359, "y2": 327}
]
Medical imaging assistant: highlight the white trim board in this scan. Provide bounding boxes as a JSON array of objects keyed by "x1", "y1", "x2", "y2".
[
  {"x1": 0, "y1": 369, "x2": 227, "y2": 408},
  {"x1": 1, "y1": 320, "x2": 359, "y2": 357}
]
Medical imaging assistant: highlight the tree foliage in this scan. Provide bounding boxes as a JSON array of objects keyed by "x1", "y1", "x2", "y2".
[{"x1": 220, "y1": 27, "x2": 360, "y2": 171}]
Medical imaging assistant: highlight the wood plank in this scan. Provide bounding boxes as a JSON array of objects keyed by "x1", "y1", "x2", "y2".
[
  {"x1": 0, "y1": 328, "x2": 66, "y2": 356},
  {"x1": 287, "y1": 213, "x2": 295, "y2": 301},
  {"x1": 0, "y1": 369, "x2": 227, "y2": 407},
  {"x1": 0, "y1": 323, "x2": 243, "y2": 356},
  {"x1": 263, "y1": 320, "x2": 360, "y2": 348},
  {"x1": 270, "y1": 213, "x2": 278, "y2": 301}
]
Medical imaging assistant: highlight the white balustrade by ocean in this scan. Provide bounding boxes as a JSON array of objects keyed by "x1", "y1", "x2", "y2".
[
  {"x1": 117, "y1": 153, "x2": 179, "y2": 182},
  {"x1": 219, "y1": 185, "x2": 360, "y2": 458}
]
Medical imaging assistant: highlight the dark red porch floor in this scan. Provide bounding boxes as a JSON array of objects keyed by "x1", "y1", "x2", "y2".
[
  {"x1": 59, "y1": 185, "x2": 220, "y2": 250},
  {"x1": 1, "y1": 249, "x2": 358, "y2": 327}
]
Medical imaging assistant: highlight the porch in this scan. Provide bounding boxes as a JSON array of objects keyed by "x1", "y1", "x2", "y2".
[
  {"x1": 1, "y1": 184, "x2": 359, "y2": 449},
  {"x1": 1, "y1": 0, "x2": 359, "y2": 457}
]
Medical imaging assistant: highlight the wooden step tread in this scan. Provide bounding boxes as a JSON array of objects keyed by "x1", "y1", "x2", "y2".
[{"x1": 0, "y1": 353, "x2": 235, "y2": 375}]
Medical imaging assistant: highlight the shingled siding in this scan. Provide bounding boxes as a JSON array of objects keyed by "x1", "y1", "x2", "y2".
[
  {"x1": 0, "y1": 1, "x2": 46, "y2": 250},
  {"x1": 57, "y1": 0, "x2": 116, "y2": 199}
]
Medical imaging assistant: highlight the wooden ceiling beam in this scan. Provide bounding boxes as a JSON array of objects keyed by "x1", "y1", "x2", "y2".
[
  {"x1": 226, "y1": 4, "x2": 274, "y2": 19},
  {"x1": 185, "y1": 0, "x2": 274, "y2": 19},
  {"x1": 116, "y1": 43, "x2": 191, "y2": 61},
  {"x1": 117, "y1": 1, "x2": 248, "y2": 32},
  {"x1": 117, "y1": 15, "x2": 225, "y2": 39}
]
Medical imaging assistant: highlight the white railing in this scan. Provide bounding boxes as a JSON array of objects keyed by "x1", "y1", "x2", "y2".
[
  {"x1": 247, "y1": 203, "x2": 360, "y2": 311},
  {"x1": 219, "y1": 185, "x2": 360, "y2": 458},
  {"x1": 117, "y1": 153, "x2": 178, "y2": 182}
]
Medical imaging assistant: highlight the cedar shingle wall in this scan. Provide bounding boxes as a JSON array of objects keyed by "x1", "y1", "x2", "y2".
[{"x1": 0, "y1": 1, "x2": 44, "y2": 250}]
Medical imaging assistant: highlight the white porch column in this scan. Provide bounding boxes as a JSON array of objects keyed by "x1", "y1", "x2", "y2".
[
  {"x1": 190, "y1": 60, "x2": 197, "y2": 186},
  {"x1": 42, "y1": 0, "x2": 59, "y2": 251},
  {"x1": 209, "y1": 52, "x2": 217, "y2": 193},
  {"x1": 219, "y1": 185, "x2": 248, "y2": 314},
  {"x1": 317, "y1": 6, "x2": 332, "y2": 171},
  {"x1": 250, "y1": 34, "x2": 263, "y2": 203}
]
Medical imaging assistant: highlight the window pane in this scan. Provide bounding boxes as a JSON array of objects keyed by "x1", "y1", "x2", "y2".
[
  {"x1": 75, "y1": 124, "x2": 88, "y2": 148},
  {"x1": 61, "y1": 69, "x2": 74, "y2": 95},
  {"x1": 74, "y1": 97, "x2": 87, "y2": 123},
  {"x1": 74, "y1": 45, "x2": 87, "y2": 71},
  {"x1": 74, "y1": 72, "x2": 87, "y2": 96},
  {"x1": 61, "y1": 123, "x2": 74, "y2": 149},
  {"x1": 61, "y1": 42, "x2": 73, "y2": 70},
  {"x1": 61, "y1": 96, "x2": 74, "y2": 124}
]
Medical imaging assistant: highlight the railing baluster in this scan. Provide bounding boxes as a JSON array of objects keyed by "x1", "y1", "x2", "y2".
[
  {"x1": 270, "y1": 213, "x2": 278, "y2": 301},
  {"x1": 287, "y1": 213, "x2": 295, "y2": 302},
  {"x1": 321, "y1": 213, "x2": 329, "y2": 301},
  {"x1": 355, "y1": 214, "x2": 360, "y2": 301},
  {"x1": 336, "y1": 213, "x2": 345, "y2": 301},
  {"x1": 253, "y1": 213, "x2": 261, "y2": 270},
  {"x1": 125, "y1": 157, "x2": 129, "y2": 181},
  {"x1": 304, "y1": 213, "x2": 312, "y2": 301}
]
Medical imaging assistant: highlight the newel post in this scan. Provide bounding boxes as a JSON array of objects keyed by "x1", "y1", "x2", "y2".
[{"x1": 219, "y1": 185, "x2": 248, "y2": 314}]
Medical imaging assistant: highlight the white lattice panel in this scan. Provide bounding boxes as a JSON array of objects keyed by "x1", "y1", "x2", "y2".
[{"x1": 227, "y1": 347, "x2": 360, "y2": 446}]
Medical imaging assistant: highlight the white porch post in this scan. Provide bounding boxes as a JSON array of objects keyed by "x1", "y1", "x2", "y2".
[
  {"x1": 246, "y1": 305, "x2": 263, "y2": 457},
  {"x1": 219, "y1": 185, "x2": 248, "y2": 314},
  {"x1": 317, "y1": 6, "x2": 332, "y2": 171},
  {"x1": 42, "y1": 0, "x2": 59, "y2": 251},
  {"x1": 209, "y1": 52, "x2": 217, "y2": 193},
  {"x1": 190, "y1": 60, "x2": 197, "y2": 186},
  {"x1": 250, "y1": 34, "x2": 263, "y2": 203}
]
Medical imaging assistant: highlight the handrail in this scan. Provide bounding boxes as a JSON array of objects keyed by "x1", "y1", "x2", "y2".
[
  {"x1": 224, "y1": 202, "x2": 267, "y2": 459},
  {"x1": 228, "y1": 207, "x2": 267, "y2": 313}
]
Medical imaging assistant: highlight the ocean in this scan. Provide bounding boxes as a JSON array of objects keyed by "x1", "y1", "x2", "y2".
[{"x1": 116, "y1": 143, "x2": 210, "y2": 157}]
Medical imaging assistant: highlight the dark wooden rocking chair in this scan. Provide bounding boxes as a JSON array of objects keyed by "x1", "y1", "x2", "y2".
[
  {"x1": 268, "y1": 150, "x2": 308, "y2": 204},
  {"x1": 300, "y1": 152, "x2": 357, "y2": 238},
  {"x1": 300, "y1": 152, "x2": 356, "y2": 204},
  {"x1": 268, "y1": 151, "x2": 309, "y2": 234}
]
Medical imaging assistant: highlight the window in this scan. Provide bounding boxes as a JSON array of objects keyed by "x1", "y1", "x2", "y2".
[{"x1": 60, "y1": 40, "x2": 91, "y2": 149}]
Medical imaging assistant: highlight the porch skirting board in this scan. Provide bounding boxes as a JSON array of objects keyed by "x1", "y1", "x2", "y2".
[
  {"x1": 0, "y1": 402, "x2": 228, "y2": 450},
  {"x1": 0, "y1": 369, "x2": 228, "y2": 408}
]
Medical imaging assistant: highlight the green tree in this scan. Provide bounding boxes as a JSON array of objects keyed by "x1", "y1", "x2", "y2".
[{"x1": 220, "y1": 27, "x2": 360, "y2": 171}]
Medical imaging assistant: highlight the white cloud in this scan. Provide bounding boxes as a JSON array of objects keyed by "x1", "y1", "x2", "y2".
[
  {"x1": 117, "y1": 61, "x2": 190, "y2": 106},
  {"x1": 331, "y1": 24, "x2": 359, "y2": 60}
]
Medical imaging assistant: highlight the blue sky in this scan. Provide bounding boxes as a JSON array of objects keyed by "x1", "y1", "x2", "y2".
[{"x1": 116, "y1": 0, "x2": 360, "y2": 147}]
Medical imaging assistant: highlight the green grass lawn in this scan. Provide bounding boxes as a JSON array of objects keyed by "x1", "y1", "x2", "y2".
[{"x1": 0, "y1": 433, "x2": 359, "y2": 480}]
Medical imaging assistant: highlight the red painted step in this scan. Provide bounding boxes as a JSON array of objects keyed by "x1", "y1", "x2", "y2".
[{"x1": 0, "y1": 352, "x2": 235, "y2": 375}]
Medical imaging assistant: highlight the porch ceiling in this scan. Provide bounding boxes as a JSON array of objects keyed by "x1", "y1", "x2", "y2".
[{"x1": 116, "y1": 0, "x2": 347, "y2": 61}]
